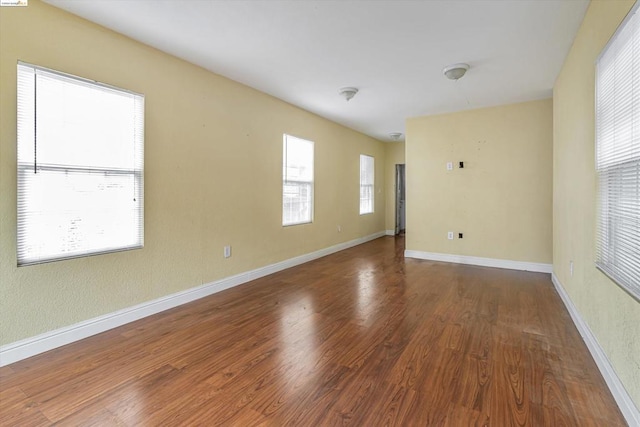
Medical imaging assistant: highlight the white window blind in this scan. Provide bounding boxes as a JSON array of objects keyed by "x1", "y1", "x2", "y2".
[
  {"x1": 595, "y1": 2, "x2": 640, "y2": 299},
  {"x1": 17, "y1": 62, "x2": 144, "y2": 266},
  {"x1": 283, "y1": 134, "x2": 314, "y2": 226},
  {"x1": 360, "y1": 154, "x2": 374, "y2": 215}
]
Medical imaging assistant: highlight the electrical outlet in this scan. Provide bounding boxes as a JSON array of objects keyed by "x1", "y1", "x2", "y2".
[
  {"x1": 224, "y1": 245, "x2": 231, "y2": 258},
  {"x1": 337, "y1": 225, "x2": 342, "y2": 232},
  {"x1": 570, "y1": 260, "x2": 573, "y2": 277},
  {"x1": 446, "y1": 162, "x2": 453, "y2": 171},
  {"x1": 447, "y1": 231, "x2": 454, "y2": 240}
]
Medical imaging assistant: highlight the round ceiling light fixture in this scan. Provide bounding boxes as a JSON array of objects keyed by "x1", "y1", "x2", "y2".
[
  {"x1": 339, "y1": 87, "x2": 359, "y2": 101},
  {"x1": 389, "y1": 132, "x2": 403, "y2": 141},
  {"x1": 443, "y1": 63, "x2": 470, "y2": 81}
]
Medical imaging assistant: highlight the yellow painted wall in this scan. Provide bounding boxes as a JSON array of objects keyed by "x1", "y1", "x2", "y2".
[
  {"x1": 405, "y1": 99, "x2": 553, "y2": 264},
  {"x1": 384, "y1": 142, "x2": 405, "y2": 232},
  {"x1": 0, "y1": 0, "x2": 385, "y2": 345},
  {"x1": 553, "y1": 0, "x2": 640, "y2": 406}
]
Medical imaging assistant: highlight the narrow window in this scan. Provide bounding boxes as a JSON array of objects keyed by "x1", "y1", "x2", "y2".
[
  {"x1": 595, "y1": 3, "x2": 640, "y2": 298},
  {"x1": 360, "y1": 154, "x2": 374, "y2": 215},
  {"x1": 283, "y1": 134, "x2": 314, "y2": 226},
  {"x1": 17, "y1": 63, "x2": 144, "y2": 266}
]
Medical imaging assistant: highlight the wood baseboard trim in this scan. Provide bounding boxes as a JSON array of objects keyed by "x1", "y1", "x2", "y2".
[
  {"x1": 0, "y1": 231, "x2": 386, "y2": 367},
  {"x1": 551, "y1": 273, "x2": 640, "y2": 426},
  {"x1": 404, "y1": 249, "x2": 552, "y2": 273},
  {"x1": 385, "y1": 229, "x2": 396, "y2": 236}
]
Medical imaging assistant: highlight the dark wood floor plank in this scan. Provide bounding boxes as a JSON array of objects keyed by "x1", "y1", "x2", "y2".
[
  {"x1": 53, "y1": 400, "x2": 125, "y2": 427},
  {"x1": 0, "y1": 386, "x2": 51, "y2": 426},
  {"x1": 0, "y1": 236, "x2": 627, "y2": 426}
]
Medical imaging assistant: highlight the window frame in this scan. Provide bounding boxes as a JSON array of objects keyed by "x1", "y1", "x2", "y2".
[
  {"x1": 282, "y1": 134, "x2": 314, "y2": 227},
  {"x1": 359, "y1": 154, "x2": 375, "y2": 215},
  {"x1": 16, "y1": 62, "x2": 145, "y2": 266},
  {"x1": 594, "y1": 2, "x2": 640, "y2": 300}
]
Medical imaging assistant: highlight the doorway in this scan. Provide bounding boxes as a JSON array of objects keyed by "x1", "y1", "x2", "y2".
[{"x1": 395, "y1": 164, "x2": 406, "y2": 235}]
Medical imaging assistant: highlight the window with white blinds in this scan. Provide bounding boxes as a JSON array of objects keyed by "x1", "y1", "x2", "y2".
[
  {"x1": 283, "y1": 134, "x2": 314, "y2": 226},
  {"x1": 595, "y1": 2, "x2": 640, "y2": 299},
  {"x1": 359, "y1": 154, "x2": 374, "y2": 215},
  {"x1": 17, "y1": 62, "x2": 144, "y2": 266}
]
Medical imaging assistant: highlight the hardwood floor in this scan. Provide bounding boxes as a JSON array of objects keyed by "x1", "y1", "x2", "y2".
[{"x1": 0, "y1": 236, "x2": 627, "y2": 426}]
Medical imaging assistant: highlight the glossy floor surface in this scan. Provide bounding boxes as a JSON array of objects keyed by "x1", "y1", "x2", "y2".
[{"x1": 0, "y1": 236, "x2": 627, "y2": 426}]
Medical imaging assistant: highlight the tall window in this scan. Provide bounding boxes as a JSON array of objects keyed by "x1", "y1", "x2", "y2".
[
  {"x1": 595, "y1": 3, "x2": 640, "y2": 299},
  {"x1": 17, "y1": 63, "x2": 144, "y2": 266},
  {"x1": 283, "y1": 134, "x2": 314, "y2": 226},
  {"x1": 360, "y1": 154, "x2": 374, "y2": 215}
]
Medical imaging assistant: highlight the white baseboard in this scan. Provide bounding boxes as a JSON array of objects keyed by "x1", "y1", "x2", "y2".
[
  {"x1": 385, "y1": 229, "x2": 396, "y2": 236},
  {"x1": 404, "y1": 250, "x2": 552, "y2": 273},
  {"x1": 551, "y1": 273, "x2": 640, "y2": 426},
  {"x1": 0, "y1": 231, "x2": 386, "y2": 367}
]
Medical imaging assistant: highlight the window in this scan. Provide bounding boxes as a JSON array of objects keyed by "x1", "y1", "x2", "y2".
[
  {"x1": 359, "y1": 154, "x2": 374, "y2": 214},
  {"x1": 17, "y1": 63, "x2": 144, "y2": 266},
  {"x1": 595, "y1": 3, "x2": 640, "y2": 299},
  {"x1": 283, "y1": 134, "x2": 313, "y2": 226}
]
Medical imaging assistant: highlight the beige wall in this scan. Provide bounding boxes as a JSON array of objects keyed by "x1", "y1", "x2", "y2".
[
  {"x1": 0, "y1": 0, "x2": 385, "y2": 345},
  {"x1": 554, "y1": 0, "x2": 640, "y2": 406},
  {"x1": 384, "y1": 142, "x2": 406, "y2": 232},
  {"x1": 405, "y1": 99, "x2": 553, "y2": 264}
]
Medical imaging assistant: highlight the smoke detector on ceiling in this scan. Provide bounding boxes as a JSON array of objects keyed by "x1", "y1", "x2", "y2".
[
  {"x1": 389, "y1": 132, "x2": 403, "y2": 141},
  {"x1": 443, "y1": 63, "x2": 470, "y2": 80},
  {"x1": 339, "y1": 87, "x2": 359, "y2": 101}
]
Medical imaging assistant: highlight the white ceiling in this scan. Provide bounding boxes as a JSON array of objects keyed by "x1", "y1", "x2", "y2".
[{"x1": 44, "y1": 0, "x2": 589, "y2": 142}]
